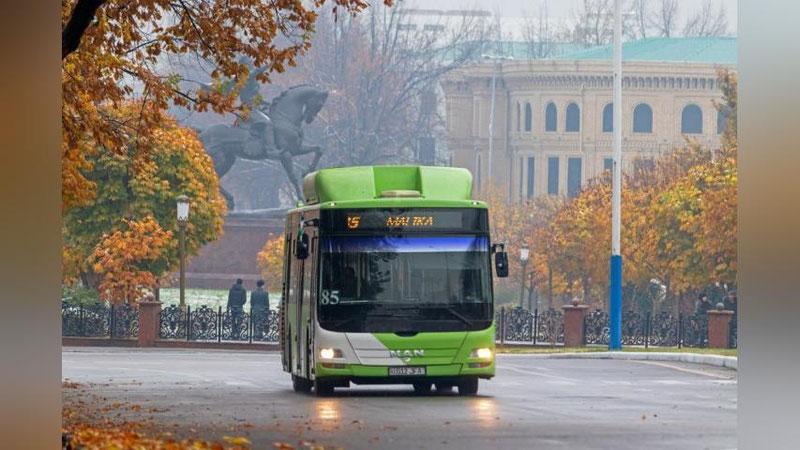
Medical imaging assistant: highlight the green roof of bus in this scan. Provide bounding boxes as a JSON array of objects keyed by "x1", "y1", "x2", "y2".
[{"x1": 296, "y1": 165, "x2": 481, "y2": 210}]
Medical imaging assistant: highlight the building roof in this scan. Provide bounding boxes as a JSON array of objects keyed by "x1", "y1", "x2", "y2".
[
  {"x1": 485, "y1": 41, "x2": 585, "y2": 60},
  {"x1": 553, "y1": 37, "x2": 737, "y2": 64}
]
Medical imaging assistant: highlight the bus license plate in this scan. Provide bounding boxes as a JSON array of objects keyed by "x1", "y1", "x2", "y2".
[{"x1": 388, "y1": 366, "x2": 426, "y2": 376}]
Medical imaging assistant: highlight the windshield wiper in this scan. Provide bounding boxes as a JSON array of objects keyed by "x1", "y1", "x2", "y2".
[{"x1": 437, "y1": 306, "x2": 474, "y2": 326}]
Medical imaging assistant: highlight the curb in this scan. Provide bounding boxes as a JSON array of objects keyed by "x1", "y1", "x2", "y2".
[{"x1": 522, "y1": 351, "x2": 737, "y2": 370}]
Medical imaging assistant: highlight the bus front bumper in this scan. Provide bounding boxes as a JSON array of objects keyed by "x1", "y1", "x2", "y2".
[{"x1": 315, "y1": 360, "x2": 495, "y2": 381}]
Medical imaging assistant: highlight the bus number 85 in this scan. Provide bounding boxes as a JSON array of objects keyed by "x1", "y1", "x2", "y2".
[{"x1": 320, "y1": 290, "x2": 340, "y2": 305}]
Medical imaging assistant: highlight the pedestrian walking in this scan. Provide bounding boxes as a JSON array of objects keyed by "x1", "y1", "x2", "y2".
[
  {"x1": 227, "y1": 278, "x2": 247, "y2": 312},
  {"x1": 250, "y1": 280, "x2": 270, "y2": 339},
  {"x1": 695, "y1": 293, "x2": 713, "y2": 315},
  {"x1": 250, "y1": 280, "x2": 270, "y2": 312}
]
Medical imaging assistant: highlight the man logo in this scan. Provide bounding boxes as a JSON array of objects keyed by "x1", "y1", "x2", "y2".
[{"x1": 389, "y1": 349, "x2": 424, "y2": 362}]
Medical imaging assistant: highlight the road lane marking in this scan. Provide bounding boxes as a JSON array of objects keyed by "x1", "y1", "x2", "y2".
[
  {"x1": 629, "y1": 360, "x2": 735, "y2": 380},
  {"x1": 499, "y1": 365, "x2": 581, "y2": 383}
]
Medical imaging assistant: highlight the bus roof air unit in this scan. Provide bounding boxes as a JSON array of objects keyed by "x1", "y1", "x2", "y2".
[{"x1": 301, "y1": 165, "x2": 473, "y2": 204}]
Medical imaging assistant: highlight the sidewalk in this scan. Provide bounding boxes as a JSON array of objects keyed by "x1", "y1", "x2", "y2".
[{"x1": 524, "y1": 351, "x2": 737, "y2": 370}]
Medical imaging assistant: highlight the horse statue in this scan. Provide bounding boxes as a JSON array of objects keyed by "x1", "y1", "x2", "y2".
[{"x1": 199, "y1": 81, "x2": 328, "y2": 209}]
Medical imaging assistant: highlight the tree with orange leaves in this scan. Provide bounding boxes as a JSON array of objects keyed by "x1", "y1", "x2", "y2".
[
  {"x1": 62, "y1": 0, "x2": 393, "y2": 209},
  {"x1": 63, "y1": 105, "x2": 226, "y2": 300},
  {"x1": 89, "y1": 216, "x2": 171, "y2": 303}
]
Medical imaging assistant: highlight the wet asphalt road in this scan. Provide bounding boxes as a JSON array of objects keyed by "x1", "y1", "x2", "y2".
[{"x1": 62, "y1": 347, "x2": 736, "y2": 449}]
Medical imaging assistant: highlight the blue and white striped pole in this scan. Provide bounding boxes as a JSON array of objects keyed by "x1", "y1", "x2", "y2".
[{"x1": 609, "y1": 0, "x2": 623, "y2": 350}]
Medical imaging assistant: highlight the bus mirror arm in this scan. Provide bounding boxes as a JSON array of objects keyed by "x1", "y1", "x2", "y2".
[
  {"x1": 491, "y1": 243, "x2": 509, "y2": 278},
  {"x1": 295, "y1": 232, "x2": 310, "y2": 260}
]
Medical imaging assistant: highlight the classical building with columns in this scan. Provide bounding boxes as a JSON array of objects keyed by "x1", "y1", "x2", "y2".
[{"x1": 440, "y1": 37, "x2": 737, "y2": 201}]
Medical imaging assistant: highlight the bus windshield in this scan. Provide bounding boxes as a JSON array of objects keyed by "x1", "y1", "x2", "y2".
[{"x1": 318, "y1": 235, "x2": 492, "y2": 333}]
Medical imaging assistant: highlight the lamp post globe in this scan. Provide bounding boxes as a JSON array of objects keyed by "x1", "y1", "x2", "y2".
[
  {"x1": 177, "y1": 194, "x2": 190, "y2": 223},
  {"x1": 519, "y1": 243, "x2": 530, "y2": 307}
]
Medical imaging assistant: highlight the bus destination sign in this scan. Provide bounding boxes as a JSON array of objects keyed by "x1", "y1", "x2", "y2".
[{"x1": 323, "y1": 209, "x2": 487, "y2": 233}]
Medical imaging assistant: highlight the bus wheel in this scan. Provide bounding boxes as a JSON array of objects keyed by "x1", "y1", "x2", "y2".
[
  {"x1": 314, "y1": 379, "x2": 334, "y2": 397},
  {"x1": 457, "y1": 377, "x2": 479, "y2": 396},
  {"x1": 434, "y1": 383, "x2": 454, "y2": 393},
  {"x1": 412, "y1": 382, "x2": 432, "y2": 395},
  {"x1": 292, "y1": 375, "x2": 312, "y2": 393}
]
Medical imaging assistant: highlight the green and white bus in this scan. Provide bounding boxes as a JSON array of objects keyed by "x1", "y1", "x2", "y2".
[{"x1": 280, "y1": 165, "x2": 509, "y2": 396}]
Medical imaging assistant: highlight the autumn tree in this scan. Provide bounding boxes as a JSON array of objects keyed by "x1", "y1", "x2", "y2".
[
  {"x1": 63, "y1": 106, "x2": 226, "y2": 300},
  {"x1": 62, "y1": 0, "x2": 392, "y2": 209},
  {"x1": 89, "y1": 216, "x2": 173, "y2": 303},
  {"x1": 256, "y1": 234, "x2": 286, "y2": 292}
]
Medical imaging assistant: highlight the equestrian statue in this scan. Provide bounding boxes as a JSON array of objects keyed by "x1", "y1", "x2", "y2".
[{"x1": 198, "y1": 63, "x2": 328, "y2": 209}]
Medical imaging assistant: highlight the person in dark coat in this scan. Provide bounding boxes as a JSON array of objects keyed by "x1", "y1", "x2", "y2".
[
  {"x1": 250, "y1": 280, "x2": 270, "y2": 312},
  {"x1": 723, "y1": 290, "x2": 738, "y2": 315},
  {"x1": 227, "y1": 278, "x2": 247, "y2": 312},
  {"x1": 695, "y1": 293, "x2": 713, "y2": 315}
]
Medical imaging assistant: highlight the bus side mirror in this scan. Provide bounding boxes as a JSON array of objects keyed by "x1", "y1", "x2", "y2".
[
  {"x1": 295, "y1": 233, "x2": 309, "y2": 260},
  {"x1": 494, "y1": 251, "x2": 509, "y2": 278}
]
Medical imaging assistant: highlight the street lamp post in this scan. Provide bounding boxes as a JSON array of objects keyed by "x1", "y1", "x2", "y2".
[
  {"x1": 519, "y1": 243, "x2": 529, "y2": 308},
  {"x1": 481, "y1": 54, "x2": 513, "y2": 183},
  {"x1": 609, "y1": 0, "x2": 623, "y2": 350},
  {"x1": 176, "y1": 195, "x2": 190, "y2": 310},
  {"x1": 527, "y1": 272, "x2": 536, "y2": 311}
]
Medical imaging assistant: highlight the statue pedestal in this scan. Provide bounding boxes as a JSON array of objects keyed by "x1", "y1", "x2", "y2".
[{"x1": 176, "y1": 212, "x2": 286, "y2": 289}]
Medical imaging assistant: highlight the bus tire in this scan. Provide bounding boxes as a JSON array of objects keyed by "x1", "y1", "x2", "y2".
[
  {"x1": 457, "y1": 377, "x2": 479, "y2": 396},
  {"x1": 292, "y1": 375, "x2": 312, "y2": 393},
  {"x1": 314, "y1": 379, "x2": 334, "y2": 397},
  {"x1": 434, "y1": 382, "x2": 454, "y2": 393},
  {"x1": 412, "y1": 382, "x2": 432, "y2": 395}
]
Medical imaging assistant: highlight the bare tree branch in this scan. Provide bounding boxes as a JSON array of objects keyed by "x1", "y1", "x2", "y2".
[
  {"x1": 650, "y1": 0, "x2": 678, "y2": 37},
  {"x1": 682, "y1": 0, "x2": 728, "y2": 37}
]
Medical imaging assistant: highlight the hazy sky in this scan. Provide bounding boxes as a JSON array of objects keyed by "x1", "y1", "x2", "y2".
[{"x1": 403, "y1": 0, "x2": 737, "y2": 35}]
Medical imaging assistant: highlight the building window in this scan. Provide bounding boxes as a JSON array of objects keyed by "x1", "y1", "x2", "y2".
[
  {"x1": 633, "y1": 103, "x2": 653, "y2": 133},
  {"x1": 423, "y1": 24, "x2": 445, "y2": 32},
  {"x1": 524, "y1": 102, "x2": 532, "y2": 132},
  {"x1": 566, "y1": 103, "x2": 580, "y2": 132},
  {"x1": 547, "y1": 157, "x2": 559, "y2": 195},
  {"x1": 604, "y1": 158, "x2": 613, "y2": 172},
  {"x1": 681, "y1": 104, "x2": 703, "y2": 134},
  {"x1": 516, "y1": 102, "x2": 521, "y2": 132},
  {"x1": 717, "y1": 106, "x2": 731, "y2": 135},
  {"x1": 398, "y1": 24, "x2": 416, "y2": 31},
  {"x1": 567, "y1": 158, "x2": 582, "y2": 198},
  {"x1": 519, "y1": 157, "x2": 524, "y2": 199},
  {"x1": 527, "y1": 157, "x2": 535, "y2": 199},
  {"x1": 545, "y1": 102, "x2": 557, "y2": 132},
  {"x1": 602, "y1": 103, "x2": 613, "y2": 132}
]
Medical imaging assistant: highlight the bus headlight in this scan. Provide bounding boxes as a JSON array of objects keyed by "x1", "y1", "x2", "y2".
[
  {"x1": 319, "y1": 348, "x2": 343, "y2": 359},
  {"x1": 470, "y1": 348, "x2": 493, "y2": 359}
]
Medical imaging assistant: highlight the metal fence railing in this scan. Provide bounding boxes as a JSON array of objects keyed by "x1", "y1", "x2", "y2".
[
  {"x1": 583, "y1": 309, "x2": 712, "y2": 348},
  {"x1": 494, "y1": 306, "x2": 735, "y2": 349},
  {"x1": 158, "y1": 305, "x2": 279, "y2": 343},
  {"x1": 495, "y1": 307, "x2": 565, "y2": 345},
  {"x1": 61, "y1": 302, "x2": 139, "y2": 339}
]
